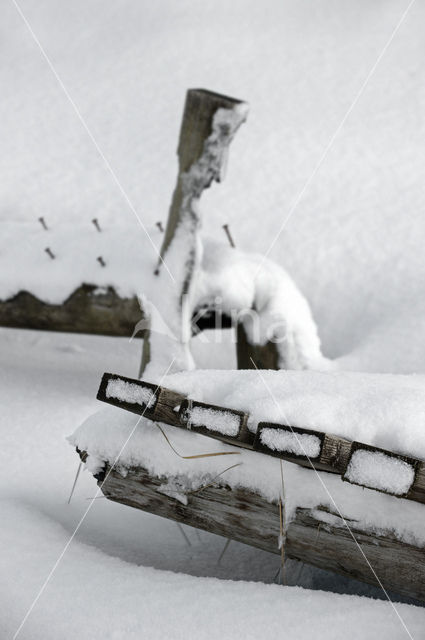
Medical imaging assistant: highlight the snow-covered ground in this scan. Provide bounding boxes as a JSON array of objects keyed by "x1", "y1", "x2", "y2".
[
  {"x1": 1, "y1": 328, "x2": 424, "y2": 640},
  {"x1": 2, "y1": 0, "x2": 425, "y2": 637}
]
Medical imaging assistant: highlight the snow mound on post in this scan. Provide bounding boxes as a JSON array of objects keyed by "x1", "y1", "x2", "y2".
[{"x1": 195, "y1": 240, "x2": 331, "y2": 371}]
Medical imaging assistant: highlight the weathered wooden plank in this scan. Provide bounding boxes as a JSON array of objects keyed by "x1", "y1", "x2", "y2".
[
  {"x1": 0, "y1": 285, "x2": 143, "y2": 337},
  {"x1": 85, "y1": 457, "x2": 425, "y2": 602},
  {"x1": 0, "y1": 287, "x2": 234, "y2": 341},
  {"x1": 96, "y1": 373, "x2": 425, "y2": 505}
]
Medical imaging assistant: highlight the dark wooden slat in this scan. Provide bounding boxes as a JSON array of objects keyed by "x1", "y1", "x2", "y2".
[{"x1": 96, "y1": 373, "x2": 425, "y2": 505}]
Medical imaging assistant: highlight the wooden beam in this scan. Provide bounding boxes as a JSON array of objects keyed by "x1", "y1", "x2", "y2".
[
  {"x1": 0, "y1": 285, "x2": 142, "y2": 337},
  {"x1": 82, "y1": 455, "x2": 425, "y2": 602},
  {"x1": 96, "y1": 373, "x2": 425, "y2": 505}
]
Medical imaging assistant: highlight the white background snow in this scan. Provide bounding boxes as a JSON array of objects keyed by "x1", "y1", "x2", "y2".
[{"x1": 2, "y1": 0, "x2": 425, "y2": 637}]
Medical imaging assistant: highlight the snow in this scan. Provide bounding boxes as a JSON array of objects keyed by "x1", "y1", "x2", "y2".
[
  {"x1": 196, "y1": 240, "x2": 331, "y2": 371},
  {"x1": 3, "y1": 501, "x2": 425, "y2": 640},
  {"x1": 3, "y1": 0, "x2": 425, "y2": 635},
  {"x1": 105, "y1": 377, "x2": 156, "y2": 409},
  {"x1": 185, "y1": 405, "x2": 241, "y2": 436},
  {"x1": 344, "y1": 449, "x2": 416, "y2": 496},
  {"x1": 259, "y1": 427, "x2": 322, "y2": 459},
  {"x1": 4, "y1": 328, "x2": 424, "y2": 639},
  {"x1": 160, "y1": 368, "x2": 425, "y2": 461}
]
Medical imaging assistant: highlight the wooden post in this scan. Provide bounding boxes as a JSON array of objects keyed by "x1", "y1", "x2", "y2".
[
  {"x1": 156, "y1": 89, "x2": 248, "y2": 274},
  {"x1": 140, "y1": 89, "x2": 248, "y2": 376},
  {"x1": 236, "y1": 323, "x2": 280, "y2": 370}
]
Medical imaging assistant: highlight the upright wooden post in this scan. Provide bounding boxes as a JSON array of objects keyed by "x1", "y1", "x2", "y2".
[
  {"x1": 156, "y1": 89, "x2": 248, "y2": 274},
  {"x1": 140, "y1": 89, "x2": 248, "y2": 376}
]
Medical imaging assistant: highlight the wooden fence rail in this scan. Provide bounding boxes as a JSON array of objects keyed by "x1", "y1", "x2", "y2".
[{"x1": 97, "y1": 372, "x2": 425, "y2": 505}]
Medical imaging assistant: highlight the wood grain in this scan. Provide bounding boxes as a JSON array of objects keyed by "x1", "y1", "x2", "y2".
[{"x1": 84, "y1": 456, "x2": 425, "y2": 602}]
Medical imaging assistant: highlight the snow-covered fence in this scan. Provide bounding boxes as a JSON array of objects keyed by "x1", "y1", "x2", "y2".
[{"x1": 0, "y1": 88, "x2": 327, "y2": 381}]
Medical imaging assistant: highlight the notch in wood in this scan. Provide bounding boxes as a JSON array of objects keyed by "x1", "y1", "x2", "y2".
[
  {"x1": 179, "y1": 398, "x2": 247, "y2": 442},
  {"x1": 97, "y1": 372, "x2": 160, "y2": 417},
  {"x1": 254, "y1": 423, "x2": 325, "y2": 462},
  {"x1": 342, "y1": 441, "x2": 419, "y2": 498}
]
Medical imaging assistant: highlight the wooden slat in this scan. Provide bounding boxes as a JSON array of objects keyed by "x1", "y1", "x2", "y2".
[
  {"x1": 80, "y1": 454, "x2": 425, "y2": 603},
  {"x1": 96, "y1": 373, "x2": 425, "y2": 505}
]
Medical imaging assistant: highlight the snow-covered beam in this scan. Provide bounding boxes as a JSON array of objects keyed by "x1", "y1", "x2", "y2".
[{"x1": 96, "y1": 373, "x2": 425, "y2": 505}]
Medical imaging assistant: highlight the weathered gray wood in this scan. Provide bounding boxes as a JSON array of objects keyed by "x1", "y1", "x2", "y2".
[
  {"x1": 157, "y1": 89, "x2": 248, "y2": 271},
  {"x1": 0, "y1": 285, "x2": 143, "y2": 337},
  {"x1": 141, "y1": 89, "x2": 249, "y2": 377},
  {"x1": 86, "y1": 458, "x2": 425, "y2": 602}
]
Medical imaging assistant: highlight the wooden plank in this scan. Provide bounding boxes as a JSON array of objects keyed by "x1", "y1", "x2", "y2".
[
  {"x1": 0, "y1": 287, "x2": 233, "y2": 340},
  {"x1": 0, "y1": 285, "x2": 142, "y2": 337},
  {"x1": 96, "y1": 373, "x2": 425, "y2": 505},
  {"x1": 83, "y1": 456, "x2": 425, "y2": 602}
]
